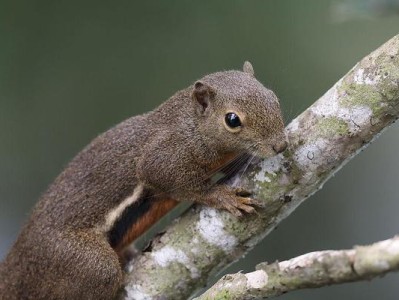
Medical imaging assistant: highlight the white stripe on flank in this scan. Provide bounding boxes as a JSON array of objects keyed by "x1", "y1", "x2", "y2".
[{"x1": 102, "y1": 183, "x2": 144, "y2": 233}]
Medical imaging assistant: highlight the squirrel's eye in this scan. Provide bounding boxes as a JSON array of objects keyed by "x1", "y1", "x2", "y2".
[{"x1": 225, "y1": 113, "x2": 241, "y2": 129}]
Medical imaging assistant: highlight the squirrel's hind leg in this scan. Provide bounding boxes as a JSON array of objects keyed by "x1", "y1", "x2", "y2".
[{"x1": 40, "y1": 229, "x2": 123, "y2": 300}]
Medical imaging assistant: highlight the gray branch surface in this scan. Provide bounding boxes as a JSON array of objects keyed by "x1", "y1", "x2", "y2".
[
  {"x1": 195, "y1": 236, "x2": 399, "y2": 299},
  {"x1": 123, "y1": 34, "x2": 399, "y2": 300}
]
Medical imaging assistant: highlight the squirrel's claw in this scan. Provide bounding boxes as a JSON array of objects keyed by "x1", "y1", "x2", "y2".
[
  {"x1": 225, "y1": 205, "x2": 244, "y2": 217},
  {"x1": 224, "y1": 197, "x2": 257, "y2": 217},
  {"x1": 224, "y1": 187, "x2": 263, "y2": 217},
  {"x1": 234, "y1": 187, "x2": 264, "y2": 207},
  {"x1": 234, "y1": 187, "x2": 253, "y2": 197},
  {"x1": 202, "y1": 185, "x2": 263, "y2": 217}
]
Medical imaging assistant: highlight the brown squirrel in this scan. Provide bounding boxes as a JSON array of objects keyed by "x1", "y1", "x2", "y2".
[{"x1": 0, "y1": 62, "x2": 287, "y2": 300}]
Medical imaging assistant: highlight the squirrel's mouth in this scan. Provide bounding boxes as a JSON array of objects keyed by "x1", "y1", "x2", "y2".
[
  {"x1": 272, "y1": 140, "x2": 288, "y2": 154},
  {"x1": 251, "y1": 142, "x2": 287, "y2": 159}
]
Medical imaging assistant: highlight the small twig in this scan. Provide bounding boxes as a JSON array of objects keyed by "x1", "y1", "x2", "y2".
[{"x1": 195, "y1": 236, "x2": 399, "y2": 299}]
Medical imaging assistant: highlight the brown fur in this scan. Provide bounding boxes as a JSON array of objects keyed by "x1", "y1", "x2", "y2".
[{"x1": 0, "y1": 62, "x2": 286, "y2": 299}]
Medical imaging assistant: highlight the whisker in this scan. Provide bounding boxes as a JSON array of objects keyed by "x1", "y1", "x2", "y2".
[
  {"x1": 237, "y1": 154, "x2": 256, "y2": 183},
  {"x1": 142, "y1": 143, "x2": 261, "y2": 200}
]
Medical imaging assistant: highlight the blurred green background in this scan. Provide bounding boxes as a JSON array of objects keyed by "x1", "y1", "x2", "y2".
[{"x1": 1, "y1": 1, "x2": 399, "y2": 299}]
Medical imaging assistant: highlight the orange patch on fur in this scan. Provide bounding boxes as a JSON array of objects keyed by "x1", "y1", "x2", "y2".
[
  {"x1": 208, "y1": 152, "x2": 239, "y2": 173},
  {"x1": 114, "y1": 198, "x2": 178, "y2": 253}
]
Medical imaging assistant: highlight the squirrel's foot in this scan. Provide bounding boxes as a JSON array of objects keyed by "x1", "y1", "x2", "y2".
[
  {"x1": 213, "y1": 186, "x2": 263, "y2": 217},
  {"x1": 234, "y1": 187, "x2": 253, "y2": 197}
]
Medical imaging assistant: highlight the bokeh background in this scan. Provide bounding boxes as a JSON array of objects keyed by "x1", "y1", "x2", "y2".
[{"x1": 1, "y1": 1, "x2": 399, "y2": 299}]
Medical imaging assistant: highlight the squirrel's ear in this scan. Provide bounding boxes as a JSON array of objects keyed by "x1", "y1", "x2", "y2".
[
  {"x1": 243, "y1": 61, "x2": 255, "y2": 76},
  {"x1": 192, "y1": 81, "x2": 215, "y2": 115}
]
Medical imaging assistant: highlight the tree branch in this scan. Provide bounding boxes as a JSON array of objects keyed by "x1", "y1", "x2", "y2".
[
  {"x1": 194, "y1": 236, "x2": 399, "y2": 299},
  {"x1": 122, "y1": 34, "x2": 399, "y2": 300}
]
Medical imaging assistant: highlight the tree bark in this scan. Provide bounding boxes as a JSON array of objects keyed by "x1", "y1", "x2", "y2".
[
  {"x1": 122, "y1": 34, "x2": 399, "y2": 300},
  {"x1": 195, "y1": 236, "x2": 399, "y2": 299}
]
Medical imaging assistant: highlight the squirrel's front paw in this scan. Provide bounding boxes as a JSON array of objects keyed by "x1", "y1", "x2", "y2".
[{"x1": 222, "y1": 187, "x2": 263, "y2": 217}]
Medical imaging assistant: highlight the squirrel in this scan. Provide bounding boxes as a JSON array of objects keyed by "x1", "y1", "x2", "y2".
[{"x1": 0, "y1": 62, "x2": 287, "y2": 300}]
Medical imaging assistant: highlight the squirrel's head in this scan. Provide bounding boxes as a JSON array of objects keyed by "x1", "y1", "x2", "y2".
[{"x1": 192, "y1": 61, "x2": 287, "y2": 158}]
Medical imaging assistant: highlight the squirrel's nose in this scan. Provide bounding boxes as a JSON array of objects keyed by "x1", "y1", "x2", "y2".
[{"x1": 273, "y1": 140, "x2": 288, "y2": 154}]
